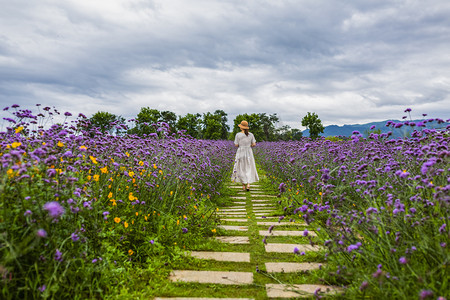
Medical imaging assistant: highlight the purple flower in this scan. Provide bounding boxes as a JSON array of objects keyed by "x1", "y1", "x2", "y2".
[
  {"x1": 419, "y1": 290, "x2": 433, "y2": 300},
  {"x1": 71, "y1": 233, "x2": 79, "y2": 242},
  {"x1": 399, "y1": 257, "x2": 408, "y2": 264},
  {"x1": 92, "y1": 258, "x2": 98, "y2": 263},
  {"x1": 38, "y1": 285, "x2": 46, "y2": 292},
  {"x1": 439, "y1": 224, "x2": 446, "y2": 234},
  {"x1": 43, "y1": 201, "x2": 65, "y2": 219},
  {"x1": 54, "y1": 249, "x2": 63, "y2": 262},
  {"x1": 24, "y1": 210, "x2": 32, "y2": 216},
  {"x1": 268, "y1": 225, "x2": 275, "y2": 233},
  {"x1": 278, "y1": 182, "x2": 286, "y2": 193},
  {"x1": 359, "y1": 281, "x2": 369, "y2": 291},
  {"x1": 293, "y1": 247, "x2": 300, "y2": 254},
  {"x1": 303, "y1": 229, "x2": 309, "y2": 236},
  {"x1": 149, "y1": 239, "x2": 154, "y2": 244},
  {"x1": 182, "y1": 228, "x2": 188, "y2": 233},
  {"x1": 37, "y1": 229, "x2": 47, "y2": 238},
  {"x1": 404, "y1": 108, "x2": 412, "y2": 112}
]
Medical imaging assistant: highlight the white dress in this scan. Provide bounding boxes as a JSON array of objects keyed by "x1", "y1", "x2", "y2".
[{"x1": 231, "y1": 132, "x2": 259, "y2": 184}]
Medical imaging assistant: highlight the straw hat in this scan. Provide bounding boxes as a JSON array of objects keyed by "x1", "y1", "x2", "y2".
[{"x1": 238, "y1": 120, "x2": 249, "y2": 129}]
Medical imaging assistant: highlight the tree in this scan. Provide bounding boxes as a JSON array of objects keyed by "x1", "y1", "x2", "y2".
[
  {"x1": 259, "y1": 113, "x2": 279, "y2": 141},
  {"x1": 201, "y1": 110, "x2": 230, "y2": 140},
  {"x1": 177, "y1": 113, "x2": 202, "y2": 138},
  {"x1": 88, "y1": 111, "x2": 125, "y2": 135},
  {"x1": 232, "y1": 113, "x2": 262, "y2": 141},
  {"x1": 160, "y1": 110, "x2": 177, "y2": 132},
  {"x1": 301, "y1": 112, "x2": 324, "y2": 138}
]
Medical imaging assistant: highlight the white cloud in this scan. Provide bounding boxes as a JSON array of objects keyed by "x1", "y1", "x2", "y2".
[{"x1": 1, "y1": 0, "x2": 450, "y2": 130}]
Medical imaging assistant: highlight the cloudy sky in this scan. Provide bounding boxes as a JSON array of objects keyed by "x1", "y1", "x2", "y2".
[{"x1": 1, "y1": 0, "x2": 449, "y2": 129}]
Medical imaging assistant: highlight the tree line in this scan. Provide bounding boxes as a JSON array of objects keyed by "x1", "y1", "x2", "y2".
[{"x1": 89, "y1": 108, "x2": 325, "y2": 140}]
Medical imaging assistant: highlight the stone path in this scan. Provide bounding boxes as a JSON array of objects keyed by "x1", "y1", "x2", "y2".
[{"x1": 158, "y1": 184, "x2": 343, "y2": 299}]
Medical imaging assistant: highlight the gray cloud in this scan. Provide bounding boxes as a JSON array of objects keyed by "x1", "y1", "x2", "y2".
[{"x1": 1, "y1": 0, "x2": 449, "y2": 130}]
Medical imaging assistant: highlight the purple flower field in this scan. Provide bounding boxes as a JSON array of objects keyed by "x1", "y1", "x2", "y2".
[
  {"x1": 254, "y1": 117, "x2": 449, "y2": 298},
  {"x1": 0, "y1": 105, "x2": 235, "y2": 298}
]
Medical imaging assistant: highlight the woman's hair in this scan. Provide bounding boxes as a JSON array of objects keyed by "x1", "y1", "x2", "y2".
[{"x1": 244, "y1": 129, "x2": 249, "y2": 136}]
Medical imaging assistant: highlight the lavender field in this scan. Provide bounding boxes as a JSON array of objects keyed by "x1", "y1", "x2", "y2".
[{"x1": 0, "y1": 105, "x2": 448, "y2": 299}]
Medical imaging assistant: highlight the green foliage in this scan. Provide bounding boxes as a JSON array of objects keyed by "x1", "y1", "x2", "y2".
[
  {"x1": 176, "y1": 113, "x2": 202, "y2": 138},
  {"x1": 89, "y1": 111, "x2": 125, "y2": 135},
  {"x1": 202, "y1": 110, "x2": 229, "y2": 140},
  {"x1": 301, "y1": 112, "x2": 324, "y2": 138}
]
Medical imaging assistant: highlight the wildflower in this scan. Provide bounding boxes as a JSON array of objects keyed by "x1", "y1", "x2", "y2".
[
  {"x1": 359, "y1": 281, "x2": 369, "y2": 291},
  {"x1": 100, "y1": 166, "x2": 108, "y2": 174},
  {"x1": 303, "y1": 229, "x2": 309, "y2": 236},
  {"x1": 38, "y1": 285, "x2": 46, "y2": 292},
  {"x1": 128, "y1": 249, "x2": 134, "y2": 255},
  {"x1": 92, "y1": 258, "x2": 98, "y2": 263},
  {"x1": 43, "y1": 201, "x2": 65, "y2": 219},
  {"x1": 89, "y1": 156, "x2": 98, "y2": 164},
  {"x1": 11, "y1": 142, "x2": 21, "y2": 148},
  {"x1": 124, "y1": 222, "x2": 129, "y2": 228},
  {"x1": 93, "y1": 174, "x2": 99, "y2": 181},
  {"x1": 399, "y1": 257, "x2": 408, "y2": 264},
  {"x1": 71, "y1": 233, "x2": 79, "y2": 242},
  {"x1": 57, "y1": 141, "x2": 64, "y2": 147},
  {"x1": 79, "y1": 145, "x2": 87, "y2": 151},
  {"x1": 15, "y1": 126, "x2": 23, "y2": 134},
  {"x1": 37, "y1": 229, "x2": 47, "y2": 238},
  {"x1": 419, "y1": 290, "x2": 433, "y2": 300},
  {"x1": 439, "y1": 224, "x2": 446, "y2": 234},
  {"x1": 114, "y1": 217, "x2": 121, "y2": 223},
  {"x1": 211, "y1": 229, "x2": 216, "y2": 233},
  {"x1": 293, "y1": 247, "x2": 300, "y2": 254},
  {"x1": 182, "y1": 228, "x2": 188, "y2": 233},
  {"x1": 149, "y1": 240, "x2": 154, "y2": 244},
  {"x1": 54, "y1": 249, "x2": 63, "y2": 262},
  {"x1": 24, "y1": 210, "x2": 32, "y2": 216}
]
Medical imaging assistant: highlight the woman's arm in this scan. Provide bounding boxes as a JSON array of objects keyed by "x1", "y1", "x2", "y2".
[{"x1": 251, "y1": 143, "x2": 256, "y2": 147}]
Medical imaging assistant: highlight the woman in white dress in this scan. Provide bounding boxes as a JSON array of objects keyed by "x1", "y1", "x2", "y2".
[{"x1": 231, "y1": 120, "x2": 259, "y2": 191}]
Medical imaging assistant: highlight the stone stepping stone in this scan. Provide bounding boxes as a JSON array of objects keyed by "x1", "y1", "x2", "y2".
[
  {"x1": 229, "y1": 186, "x2": 244, "y2": 189},
  {"x1": 265, "y1": 283, "x2": 343, "y2": 298},
  {"x1": 232, "y1": 202, "x2": 246, "y2": 205},
  {"x1": 251, "y1": 195, "x2": 276, "y2": 198},
  {"x1": 188, "y1": 251, "x2": 250, "y2": 262},
  {"x1": 222, "y1": 218, "x2": 248, "y2": 222},
  {"x1": 254, "y1": 213, "x2": 280, "y2": 216},
  {"x1": 170, "y1": 270, "x2": 253, "y2": 285},
  {"x1": 259, "y1": 230, "x2": 317, "y2": 237},
  {"x1": 215, "y1": 236, "x2": 250, "y2": 244},
  {"x1": 253, "y1": 208, "x2": 276, "y2": 212},
  {"x1": 251, "y1": 200, "x2": 272, "y2": 202},
  {"x1": 154, "y1": 297, "x2": 254, "y2": 300},
  {"x1": 257, "y1": 222, "x2": 301, "y2": 226},
  {"x1": 265, "y1": 243, "x2": 323, "y2": 253},
  {"x1": 253, "y1": 203, "x2": 274, "y2": 207},
  {"x1": 265, "y1": 262, "x2": 322, "y2": 273},
  {"x1": 220, "y1": 208, "x2": 247, "y2": 212},
  {"x1": 218, "y1": 212, "x2": 248, "y2": 215},
  {"x1": 231, "y1": 196, "x2": 246, "y2": 200},
  {"x1": 219, "y1": 225, "x2": 248, "y2": 231}
]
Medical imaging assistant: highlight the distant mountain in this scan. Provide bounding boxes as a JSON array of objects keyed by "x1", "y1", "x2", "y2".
[{"x1": 302, "y1": 119, "x2": 449, "y2": 138}]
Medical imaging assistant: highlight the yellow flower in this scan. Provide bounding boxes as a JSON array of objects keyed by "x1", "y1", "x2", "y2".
[
  {"x1": 170, "y1": 191, "x2": 173, "y2": 196},
  {"x1": 159, "y1": 169, "x2": 163, "y2": 175},
  {"x1": 89, "y1": 156, "x2": 98, "y2": 164},
  {"x1": 128, "y1": 192, "x2": 136, "y2": 201},
  {"x1": 87, "y1": 175, "x2": 92, "y2": 181},
  {"x1": 138, "y1": 161, "x2": 144, "y2": 166},
  {"x1": 128, "y1": 249, "x2": 134, "y2": 255},
  {"x1": 153, "y1": 164, "x2": 157, "y2": 169},
  {"x1": 177, "y1": 219, "x2": 180, "y2": 225},
  {"x1": 110, "y1": 199, "x2": 117, "y2": 206},
  {"x1": 79, "y1": 145, "x2": 87, "y2": 150},
  {"x1": 128, "y1": 171, "x2": 134, "y2": 177},
  {"x1": 100, "y1": 166, "x2": 108, "y2": 174},
  {"x1": 93, "y1": 174, "x2": 99, "y2": 181},
  {"x1": 57, "y1": 141, "x2": 64, "y2": 147},
  {"x1": 211, "y1": 229, "x2": 216, "y2": 233},
  {"x1": 114, "y1": 217, "x2": 121, "y2": 223},
  {"x1": 124, "y1": 221, "x2": 129, "y2": 228},
  {"x1": 108, "y1": 192, "x2": 113, "y2": 198},
  {"x1": 125, "y1": 152, "x2": 130, "y2": 157},
  {"x1": 11, "y1": 142, "x2": 21, "y2": 149},
  {"x1": 15, "y1": 126, "x2": 23, "y2": 134},
  {"x1": 136, "y1": 212, "x2": 139, "y2": 216}
]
